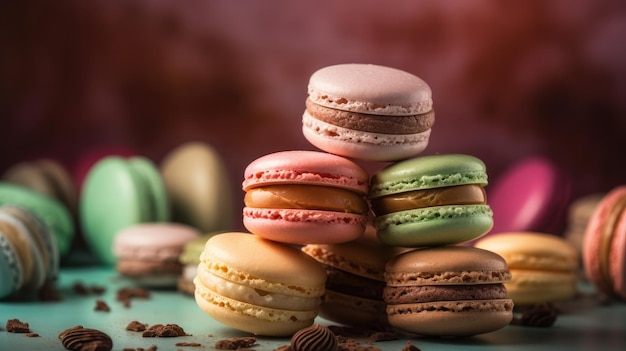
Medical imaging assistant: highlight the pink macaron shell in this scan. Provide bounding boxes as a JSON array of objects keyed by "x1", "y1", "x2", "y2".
[
  {"x1": 487, "y1": 156, "x2": 570, "y2": 236},
  {"x1": 242, "y1": 151, "x2": 369, "y2": 195},
  {"x1": 582, "y1": 186, "x2": 626, "y2": 296},
  {"x1": 243, "y1": 208, "x2": 366, "y2": 245},
  {"x1": 113, "y1": 223, "x2": 201, "y2": 260},
  {"x1": 301, "y1": 120, "x2": 430, "y2": 162},
  {"x1": 610, "y1": 206, "x2": 626, "y2": 299}
]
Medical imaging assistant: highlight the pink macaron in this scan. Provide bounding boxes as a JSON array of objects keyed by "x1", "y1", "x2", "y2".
[
  {"x1": 242, "y1": 150, "x2": 369, "y2": 245},
  {"x1": 113, "y1": 223, "x2": 201, "y2": 288},
  {"x1": 486, "y1": 156, "x2": 570, "y2": 236},
  {"x1": 582, "y1": 186, "x2": 626, "y2": 300}
]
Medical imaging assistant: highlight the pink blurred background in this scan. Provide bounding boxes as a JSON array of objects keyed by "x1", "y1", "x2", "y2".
[{"x1": 1, "y1": 0, "x2": 625, "y2": 232}]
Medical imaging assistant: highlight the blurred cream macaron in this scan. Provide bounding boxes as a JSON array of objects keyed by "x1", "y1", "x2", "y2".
[
  {"x1": 160, "y1": 142, "x2": 234, "y2": 233},
  {"x1": 474, "y1": 231, "x2": 579, "y2": 305}
]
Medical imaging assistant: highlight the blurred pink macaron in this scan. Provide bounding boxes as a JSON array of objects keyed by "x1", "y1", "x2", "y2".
[
  {"x1": 582, "y1": 186, "x2": 626, "y2": 300},
  {"x1": 242, "y1": 150, "x2": 369, "y2": 245},
  {"x1": 486, "y1": 156, "x2": 571, "y2": 237},
  {"x1": 113, "y1": 223, "x2": 201, "y2": 288}
]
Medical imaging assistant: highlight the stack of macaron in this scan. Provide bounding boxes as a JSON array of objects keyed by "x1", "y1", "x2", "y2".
[
  {"x1": 304, "y1": 64, "x2": 514, "y2": 336},
  {"x1": 367, "y1": 154, "x2": 513, "y2": 336},
  {"x1": 195, "y1": 63, "x2": 438, "y2": 335},
  {"x1": 194, "y1": 63, "x2": 515, "y2": 338}
]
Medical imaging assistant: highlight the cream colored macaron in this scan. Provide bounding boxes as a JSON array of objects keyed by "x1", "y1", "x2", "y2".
[
  {"x1": 474, "y1": 232, "x2": 579, "y2": 305},
  {"x1": 160, "y1": 142, "x2": 233, "y2": 233},
  {"x1": 194, "y1": 232, "x2": 327, "y2": 336}
]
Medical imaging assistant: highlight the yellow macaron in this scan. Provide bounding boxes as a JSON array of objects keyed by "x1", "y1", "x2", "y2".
[
  {"x1": 194, "y1": 232, "x2": 327, "y2": 336},
  {"x1": 474, "y1": 232, "x2": 579, "y2": 305}
]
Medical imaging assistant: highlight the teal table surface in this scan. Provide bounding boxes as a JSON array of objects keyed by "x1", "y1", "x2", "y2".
[{"x1": 1, "y1": 267, "x2": 625, "y2": 351}]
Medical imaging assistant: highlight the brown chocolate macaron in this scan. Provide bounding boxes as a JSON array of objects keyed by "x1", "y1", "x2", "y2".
[
  {"x1": 302, "y1": 225, "x2": 407, "y2": 326},
  {"x1": 384, "y1": 246, "x2": 514, "y2": 337}
]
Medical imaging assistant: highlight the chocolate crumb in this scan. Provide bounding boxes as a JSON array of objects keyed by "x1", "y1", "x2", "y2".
[
  {"x1": 272, "y1": 346, "x2": 291, "y2": 351},
  {"x1": 73, "y1": 282, "x2": 90, "y2": 295},
  {"x1": 402, "y1": 341, "x2": 421, "y2": 351},
  {"x1": 94, "y1": 299, "x2": 110, "y2": 312},
  {"x1": 126, "y1": 321, "x2": 148, "y2": 332},
  {"x1": 175, "y1": 342, "x2": 201, "y2": 347},
  {"x1": 123, "y1": 347, "x2": 157, "y2": 351},
  {"x1": 39, "y1": 281, "x2": 63, "y2": 301},
  {"x1": 25, "y1": 333, "x2": 40, "y2": 337},
  {"x1": 511, "y1": 303, "x2": 558, "y2": 327},
  {"x1": 6, "y1": 319, "x2": 31, "y2": 333},
  {"x1": 117, "y1": 287, "x2": 150, "y2": 308},
  {"x1": 337, "y1": 343, "x2": 382, "y2": 351},
  {"x1": 90, "y1": 286, "x2": 106, "y2": 295},
  {"x1": 214, "y1": 337, "x2": 257, "y2": 350},
  {"x1": 142, "y1": 324, "x2": 189, "y2": 337},
  {"x1": 367, "y1": 331, "x2": 400, "y2": 342}
]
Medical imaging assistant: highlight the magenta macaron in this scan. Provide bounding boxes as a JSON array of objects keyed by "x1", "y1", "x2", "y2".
[
  {"x1": 486, "y1": 156, "x2": 570, "y2": 236},
  {"x1": 242, "y1": 150, "x2": 369, "y2": 245},
  {"x1": 582, "y1": 186, "x2": 626, "y2": 300}
]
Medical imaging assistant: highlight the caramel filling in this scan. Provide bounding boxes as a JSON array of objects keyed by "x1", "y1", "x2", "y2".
[
  {"x1": 245, "y1": 185, "x2": 368, "y2": 214},
  {"x1": 370, "y1": 184, "x2": 486, "y2": 216}
]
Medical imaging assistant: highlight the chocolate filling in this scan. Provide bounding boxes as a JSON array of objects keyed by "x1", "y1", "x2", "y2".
[
  {"x1": 325, "y1": 265, "x2": 386, "y2": 301},
  {"x1": 383, "y1": 283, "x2": 507, "y2": 304},
  {"x1": 306, "y1": 98, "x2": 434, "y2": 134}
]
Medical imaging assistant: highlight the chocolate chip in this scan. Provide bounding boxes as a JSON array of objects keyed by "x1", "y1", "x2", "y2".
[
  {"x1": 142, "y1": 324, "x2": 189, "y2": 337},
  {"x1": 214, "y1": 337, "x2": 257, "y2": 350},
  {"x1": 5, "y1": 319, "x2": 31, "y2": 333}
]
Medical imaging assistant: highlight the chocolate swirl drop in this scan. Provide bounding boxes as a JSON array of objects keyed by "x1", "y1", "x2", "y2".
[
  {"x1": 58, "y1": 325, "x2": 113, "y2": 351},
  {"x1": 290, "y1": 324, "x2": 338, "y2": 351}
]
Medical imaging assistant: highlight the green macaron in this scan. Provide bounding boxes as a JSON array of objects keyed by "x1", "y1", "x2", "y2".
[
  {"x1": 80, "y1": 156, "x2": 169, "y2": 265},
  {"x1": 369, "y1": 154, "x2": 493, "y2": 247},
  {"x1": 0, "y1": 182, "x2": 74, "y2": 258}
]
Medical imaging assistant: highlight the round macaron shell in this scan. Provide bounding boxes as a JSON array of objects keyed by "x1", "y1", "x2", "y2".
[
  {"x1": 160, "y1": 142, "x2": 233, "y2": 232},
  {"x1": 487, "y1": 156, "x2": 571, "y2": 236},
  {"x1": 243, "y1": 208, "x2": 366, "y2": 245},
  {"x1": 301, "y1": 121, "x2": 431, "y2": 162},
  {"x1": 369, "y1": 154, "x2": 488, "y2": 198},
  {"x1": 113, "y1": 223, "x2": 201, "y2": 260},
  {"x1": 80, "y1": 157, "x2": 169, "y2": 265},
  {"x1": 387, "y1": 308, "x2": 514, "y2": 337},
  {"x1": 243, "y1": 150, "x2": 369, "y2": 194},
  {"x1": 307, "y1": 63, "x2": 432, "y2": 116},
  {"x1": 0, "y1": 182, "x2": 74, "y2": 258},
  {"x1": 375, "y1": 205, "x2": 494, "y2": 247}
]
